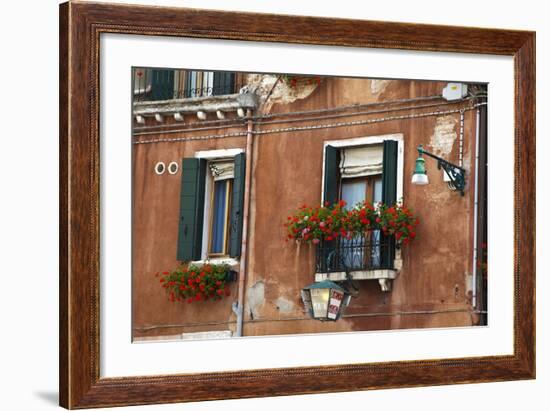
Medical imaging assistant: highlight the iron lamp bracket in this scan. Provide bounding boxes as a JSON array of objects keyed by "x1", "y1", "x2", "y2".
[{"x1": 418, "y1": 145, "x2": 466, "y2": 196}]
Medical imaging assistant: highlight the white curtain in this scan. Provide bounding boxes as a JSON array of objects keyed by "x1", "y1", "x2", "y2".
[
  {"x1": 339, "y1": 145, "x2": 383, "y2": 178},
  {"x1": 209, "y1": 160, "x2": 234, "y2": 181}
]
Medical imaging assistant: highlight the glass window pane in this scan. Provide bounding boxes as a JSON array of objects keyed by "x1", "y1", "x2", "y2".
[
  {"x1": 340, "y1": 176, "x2": 384, "y2": 270},
  {"x1": 373, "y1": 176, "x2": 383, "y2": 203},
  {"x1": 341, "y1": 180, "x2": 366, "y2": 269},
  {"x1": 205, "y1": 71, "x2": 214, "y2": 96},
  {"x1": 341, "y1": 179, "x2": 366, "y2": 209},
  {"x1": 189, "y1": 71, "x2": 197, "y2": 97},
  {"x1": 210, "y1": 180, "x2": 228, "y2": 254}
]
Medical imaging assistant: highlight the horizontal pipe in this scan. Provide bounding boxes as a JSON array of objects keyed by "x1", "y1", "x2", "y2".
[
  {"x1": 133, "y1": 98, "x2": 472, "y2": 134},
  {"x1": 133, "y1": 103, "x2": 486, "y2": 144},
  {"x1": 134, "y1": 308, "x2": 488, "y2": 331}
]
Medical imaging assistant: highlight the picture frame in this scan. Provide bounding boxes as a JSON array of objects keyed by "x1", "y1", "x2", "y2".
[{"x1": 59, "y1": 1, "x2": 535, "y2": 408}]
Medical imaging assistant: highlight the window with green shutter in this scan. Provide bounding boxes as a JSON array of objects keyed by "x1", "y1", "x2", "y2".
[
  {"x1": 150, "y1": 68, "x2": 175, "y2": 101},
  {"x1": 229, "y1": 153, "x2": 246, "y2": 258},
  {"x1": 323, "y1": 145, "x2": 339, "y2": 206},
  {"x1": 381, "y1": 140, "x2": 398, "y2": 267},
  {"x1": 319, "y1": 139, "x2": 399, "y2": 273},
  {"x1": 319, "y1": 145, "x2": 339, "y2": 273},
  {"x1": 177, "y1": 153, "x2": 246, "y2": 262},
  {"x1": 382, "y1": 140, "x2": 398, "y2": 206},
  {"x1": 177, "y1": 158, "x2": 207, "y2": 262}
]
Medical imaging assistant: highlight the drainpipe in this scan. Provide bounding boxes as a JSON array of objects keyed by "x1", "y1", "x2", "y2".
[
  {"x1": 234, "y1": 109, "x2": 254, "y2": 337},
  {"x1": 471, "y1": 108, "x2": 480, "y2": 309}
]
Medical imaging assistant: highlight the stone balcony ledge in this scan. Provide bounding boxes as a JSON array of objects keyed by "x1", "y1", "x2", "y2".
[{"x1": 132, "y1": 91, "x2": 258, "y2": 117}]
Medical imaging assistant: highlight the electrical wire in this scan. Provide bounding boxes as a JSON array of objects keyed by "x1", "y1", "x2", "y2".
[
  {"x1": 131, "y1": 94, "x2": 451, "y2": 132},
  {"x1": 133, "y1": 308, "x2": 488, "y2": 331},
  {"x1": 133, "y1": 102, "x2": 486, "y2": 145}
]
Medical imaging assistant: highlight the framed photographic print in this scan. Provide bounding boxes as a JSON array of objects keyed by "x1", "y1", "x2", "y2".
[{"x1": 59, "y1": 1, "x2": 535, "y2": 408}]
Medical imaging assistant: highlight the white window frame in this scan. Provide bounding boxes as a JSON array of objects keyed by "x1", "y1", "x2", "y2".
[
  {"x1": 321, "y1": 133, "x2": 405, "y2": 204},
  {"x1": 193, "y1": 148, "x2": 244, "y2": 266}
]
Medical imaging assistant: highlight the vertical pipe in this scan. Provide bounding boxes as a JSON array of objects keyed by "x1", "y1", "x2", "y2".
[
  {"x1": 459, "y1": 109, "x2": 465, "y2": 167},
  {"x1": 235, "y1": 109, "x2": 254, "y2": 337},
  {"x1": 472, "y1": 108, "x2": 480, "y2": 309},
  {"x1": 477, "y1": 103, "x2": 488, "y2": 325}
]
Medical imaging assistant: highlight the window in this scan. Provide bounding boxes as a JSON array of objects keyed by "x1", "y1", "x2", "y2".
[
  {"x1": 133, "y1": 68, "x2": 152, "y2": 99},
  {"x1": 207, "y1": 161, "x2": 235, "y2": 257},
  {"x1": 133, "y1": 68, "x2": 238, "y2": 101},
  {"x1": 319, "y1": 137, "x2": 401, "y2": 274},
  {"x1": 181, "y1": 71, "x2": 214, "y2": 98},
  {"x1": 341, "y1": 175, "x2": 383, "y2": 269},
  {"x1": 176, "y1": 152, "x2": 246, "y2": 262},
  {"x1": 339, "y1": 144, "x2": 385, "y2": 269},
  {"x1": 181, "y1": 70, "x2": 237, "y2": 98},
  {"x1": 133, "y1": 68, "x2": 175, "y2": 101}
]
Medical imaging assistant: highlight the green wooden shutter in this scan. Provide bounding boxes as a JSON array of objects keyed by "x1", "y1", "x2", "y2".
[
  {"x1": 213, "y1": 71, "x2": 236, "y2": 95},
  {"x1": 151, "y1": 69, "x2": 174, "y2": 101},
  {"x1": 229, "y1": 153, "x2": 246, "y2": 258},
  {"x1": 382, "y1": 140, "x2": 398, "y2": 205},
  {"x1": 382, "y1": 140, "x2": 398, "y2": 268},
  {"x1": 323, "y1": 145, "x2": 339, "y2": 206},
  {"x1": 177, "y1": 158, "x2": 206, "y2": 261},
  {"x1": 321, "y1": 145, "x2": 339, "y2": 272}
]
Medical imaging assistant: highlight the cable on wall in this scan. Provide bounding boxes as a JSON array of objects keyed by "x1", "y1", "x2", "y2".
[{"x1": 133, "y1": 102, "x2": 486, "y2": 145}]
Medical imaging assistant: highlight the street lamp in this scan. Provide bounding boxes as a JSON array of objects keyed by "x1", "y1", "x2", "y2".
[
  {"x1": 301, "y1": 280, "x2": 351, "y2": 321},
  {"x1": 411, "y1": 144, "x2": 466, "y2": 196}
]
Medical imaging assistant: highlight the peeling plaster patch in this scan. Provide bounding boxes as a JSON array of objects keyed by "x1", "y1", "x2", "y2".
[
  {"x1": 275, "y1": 296, "x2": 294, "y2": 313},
  {"x1": 245, "y1": 74, "x2": 319, "y2": 112},
  {"x1": 247, "y1": 280, "x2": 265, "y2": 319},
  {"x1": 370, "y1": 79, "x2": 390, "y2": 95},
  {"x1": 429, "y1": 115, "x2": 458, "y2": 157}
]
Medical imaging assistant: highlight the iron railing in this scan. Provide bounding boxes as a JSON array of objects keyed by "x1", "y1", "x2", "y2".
[
  {"x1": 315, "y1": 232, "x2": 394, "y2": 274},
  {"x1": 133, "y1": 69, "x2": 245, "y2": 102}
]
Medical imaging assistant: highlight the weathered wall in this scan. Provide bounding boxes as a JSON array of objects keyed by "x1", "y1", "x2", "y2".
[
  {"x1": 132, "y1": 76, "x2": 479, "y2": 339},
  {"x1": 132, "y1": 113, "x2": 246, "y2": 338}
]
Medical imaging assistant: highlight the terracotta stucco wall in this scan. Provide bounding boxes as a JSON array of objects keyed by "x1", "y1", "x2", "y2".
[{"x1": 132, "y1": 77, "x2": 479, "y2": 339}]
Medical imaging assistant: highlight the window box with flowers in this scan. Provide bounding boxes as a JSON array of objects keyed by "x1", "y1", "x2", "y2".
[{"x1": 156, "y1": 263, "x2": 236, "y2": 304}]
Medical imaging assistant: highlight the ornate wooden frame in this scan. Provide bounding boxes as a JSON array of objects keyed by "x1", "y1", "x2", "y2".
[{"x1": 59, "y1": 1, "x2": 535, "y2": 408}]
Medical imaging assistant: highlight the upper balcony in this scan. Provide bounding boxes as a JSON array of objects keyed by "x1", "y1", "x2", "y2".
[
  {"x1": 132, "y1": 69, "x2": 258, "y2": 125},
  {"x1": 133, "y1": 69, "x2": 246, "y2": 102}
]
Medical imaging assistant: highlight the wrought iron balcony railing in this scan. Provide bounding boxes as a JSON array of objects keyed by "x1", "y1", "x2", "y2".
[
  {"x1": 315, "y1": 232, "x2": 394, "y2": 274},
  {"x1": 133, "y1": 69, "x2": 246, "y2": 102}
]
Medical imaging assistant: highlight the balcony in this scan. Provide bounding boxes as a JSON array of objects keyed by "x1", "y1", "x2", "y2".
[
  {"x1": 315, "y1": 233, "x2": 398, "y2": 291},
  {"x1": 133, "y1": 69, "x2": 246, "y2": 102}
]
